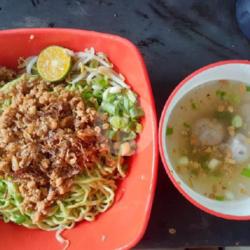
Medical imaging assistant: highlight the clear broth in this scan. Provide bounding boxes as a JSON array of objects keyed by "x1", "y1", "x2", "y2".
[{"x1": 167, "y1": 80, "x2": 250, "y2": 201}]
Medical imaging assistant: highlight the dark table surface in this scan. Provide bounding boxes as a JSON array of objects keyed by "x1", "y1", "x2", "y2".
[{"x1": 1, "y1": 0, "x2": 250, "y2": 248}]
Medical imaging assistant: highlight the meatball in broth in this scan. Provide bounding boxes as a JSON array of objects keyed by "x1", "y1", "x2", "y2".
[{"x1": 166, "y1": 80, "x2": 250, "y2": 201}]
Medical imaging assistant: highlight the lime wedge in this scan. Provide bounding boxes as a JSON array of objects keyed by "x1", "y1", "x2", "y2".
[{"x1": 37, "y1": 46, "x2": 71, "y2": 82}]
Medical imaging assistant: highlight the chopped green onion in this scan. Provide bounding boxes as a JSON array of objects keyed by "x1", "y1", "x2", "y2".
[
  {"x1": 216, "y1": 90, "x2": 226, "y2": 100},
  {"x1": 3, "y1": 99, "x2": 11, "y2": 107},
  {"x1": 122, "y1": 131, "x2": 137, "y2": 141},
  {"x1": 15, "y1": 195, "x2": 23, "y2": 203},
  {"x1": 215, "y1": 195, "x2": 225, "y2": 201},
  {"x1": 13, "y1": 214, "x2": 26, "y2": 224},
  {"x1": 123, "y1": 97, "x2": 130, "y2": 111},
  {"x1": 0, "y1": 181, "x2": 5, "y2": 192},
  {"x1": 101, "y1": 102, "x2": 116, "y2": 114},
  {"x1": 109, "y1": 116, "x2": 121, "y2": 129},
  {"x1": 241, "y1": 166, "x2": 250, "y2": 177},
  {"x1": 127, "y1": 90, "x2": 137, "y2": 103},
  {"x1": 109, "y1": 116, "x2": 129, "y2": 129},
  {"x1": 82, "y1": 91, "x2": 93, "y2": 100},
  {"x1": 93, "y1": 76, "x2": 109, "y2": 89},
  {"x1": 166, "y1": 127, "x2": 173, "y2": 136},
  {"x1": 107, "y1": 130, "x2": 116, "y2": 140},
  {"x1": 106, "y1": 94, "x2": 116, "y2": 103},
  {"x1": 232, "y1": 115, "x2": 243, "y2": 128}
]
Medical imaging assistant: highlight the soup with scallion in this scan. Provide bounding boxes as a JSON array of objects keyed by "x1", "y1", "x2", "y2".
[{"x1": 166, "y1": 80, "x2": 250, "y2": 201}]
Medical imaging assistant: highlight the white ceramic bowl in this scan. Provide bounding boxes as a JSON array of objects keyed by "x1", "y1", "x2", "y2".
[{"x1": 159, "y1": 60, "x2": 250, "y2": 220}]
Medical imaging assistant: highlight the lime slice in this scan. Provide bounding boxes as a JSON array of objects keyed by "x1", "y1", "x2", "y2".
[{"x1": 37, "y1": 46, "x2": 71, "y2": 82}]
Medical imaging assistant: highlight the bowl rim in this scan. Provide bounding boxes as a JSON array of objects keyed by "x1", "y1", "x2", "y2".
[
  {"x1": 0, "y1": 28, "x2": 159, "y2": 249},
  {"x1": 159, "y1": 59, "x2": 250, "y2": 221}
]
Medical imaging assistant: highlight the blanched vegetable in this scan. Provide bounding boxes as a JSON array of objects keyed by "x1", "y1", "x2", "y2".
[{"x1": 13, "y1": 214, "x2": 26, "y2": 224}]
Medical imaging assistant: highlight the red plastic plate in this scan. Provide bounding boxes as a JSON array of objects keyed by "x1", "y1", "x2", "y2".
[{"x1": 0, "y1": 28, "x2": 158, "y2": 250}]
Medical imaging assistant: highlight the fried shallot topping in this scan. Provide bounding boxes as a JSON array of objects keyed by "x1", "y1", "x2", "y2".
[
  {"x1": 0, "y1": 76, "x2": 117, "y2": 221},
  {"x1": 0, "y1": 66, "x2": 16, "y2": 86}
]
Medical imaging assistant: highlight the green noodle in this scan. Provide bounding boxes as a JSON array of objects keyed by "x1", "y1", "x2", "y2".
[{"x1": 0, "y1": 166, "x2": 119, "y2": 230}]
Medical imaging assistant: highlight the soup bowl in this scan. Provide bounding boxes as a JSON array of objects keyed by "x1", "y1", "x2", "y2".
[{"x1": 159, "y1": 60, "x2": 250, "y2": 220}]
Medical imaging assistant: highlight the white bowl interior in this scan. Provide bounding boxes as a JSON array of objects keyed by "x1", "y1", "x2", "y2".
[{"x1": 161, "y1": 62, "x2": 250, "y2": 217}]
